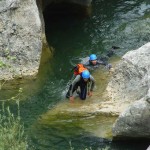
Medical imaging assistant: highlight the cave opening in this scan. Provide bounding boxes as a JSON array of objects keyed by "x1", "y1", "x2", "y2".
[
  {"x1": 41, "y1": 1, "x2": 92, "y2": 54},
  {"x1": 37, "y1": 1, "x2": 93, "y2": 81},
  {"x1": 43, "y1": 1, "x2": 91, "y2": 24}
]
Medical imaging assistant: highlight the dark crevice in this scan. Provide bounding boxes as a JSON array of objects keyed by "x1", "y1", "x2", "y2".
[{"x1": 43, "y1": 2, "x2": 91, "y2": 23}]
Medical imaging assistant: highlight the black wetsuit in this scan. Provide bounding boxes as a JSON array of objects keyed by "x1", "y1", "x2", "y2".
[
  {"x1": 83, "y1": 58, "x2": 108, "y2": 71},
  {"x1": 66, "y1": 74, "x2": 95, "y2": 100},
  {"x1": 83, "y1": 47, "x2": 118, "y2": 71}
]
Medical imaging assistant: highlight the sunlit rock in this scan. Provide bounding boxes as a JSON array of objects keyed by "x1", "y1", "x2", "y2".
[
  {"x1": 0, "y1": 0, "x2": 42, "y2": 81},
  {"x1": 106, "y1": 42, "x2": 150, "y2": 139},
  {"x1": 113, "y1": 97, "x2": 150, "y2": 139},
  {"x1": 106, "y1": 42, "x2": 150, "y2": 102}
]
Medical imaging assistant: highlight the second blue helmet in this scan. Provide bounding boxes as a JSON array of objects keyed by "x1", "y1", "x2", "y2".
[
  {"x1": 82, "y1": 70, "x2": 90, "y2": 79},
  {"x1": 89, "y1": 54, "x2": 97, "y2": 61}
]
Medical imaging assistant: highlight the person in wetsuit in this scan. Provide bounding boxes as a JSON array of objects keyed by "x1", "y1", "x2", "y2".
[
  {"x1": 82, "y1": 46, "x2": 120, "y2": 71},
  {"x1": 66, "y1": 70, "x2": 95, "y2": 102},
  {"x1": 83, "y1": 54, "x2": 111, "y2": 71}
]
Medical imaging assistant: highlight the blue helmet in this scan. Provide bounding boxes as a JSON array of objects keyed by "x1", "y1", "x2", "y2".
[
  {"x1": 89, "y1": 54, "x2": 97, "y2": 61},
  {"x1": 82, "y1": 70, "x2": 90, "y2": 79}
]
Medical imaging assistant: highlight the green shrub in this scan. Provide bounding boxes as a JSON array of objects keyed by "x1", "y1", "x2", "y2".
[{"x1": 0, "y1": 86, "x2": 27, "y2": 150}]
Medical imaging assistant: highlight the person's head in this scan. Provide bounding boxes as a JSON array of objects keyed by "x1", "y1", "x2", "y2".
[
  {"x1": 89, "y1": 54, "x2": 97, "y2": 65},
  {"x1": 81, "y1": 70, "x2": 90, "y2": 82}
]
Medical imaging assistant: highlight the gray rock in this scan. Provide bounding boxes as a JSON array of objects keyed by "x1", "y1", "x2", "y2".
[
  {"x1": 106, "y1": 43, "x2": 150, "y2": 102},
  {"x1": 113, "y1": 98, "x2": 150, "y2": 139},
  {"x1": 0, "y1": 0, "x2": 42, "y2": 80},
  {"x1": 107, "y1": 43, "x2": 150, "y2": 139}
]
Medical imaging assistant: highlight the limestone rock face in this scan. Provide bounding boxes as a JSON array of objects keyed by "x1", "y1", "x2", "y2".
[
  {"x1": 106, "y1": 43, "x2": 150, "y2": 139},
  {"x1": 0, "y1": 0, "x2": 42, "y2": 80},
  {"x1": 106, "y1": 43, "x2": 150, "y2": 102},
  {"x1": 112, "y1": 98, "x2": 150, "y2": 139}
]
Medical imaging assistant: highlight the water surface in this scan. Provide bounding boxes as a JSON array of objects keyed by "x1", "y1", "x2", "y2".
[{"x1": 11, "y1": 0, "x2": 150, "y2": 149}]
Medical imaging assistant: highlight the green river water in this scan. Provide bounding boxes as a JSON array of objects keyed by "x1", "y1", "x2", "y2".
[{"x1": 1, "y1": 0, "x2": 150, "y2": 150}]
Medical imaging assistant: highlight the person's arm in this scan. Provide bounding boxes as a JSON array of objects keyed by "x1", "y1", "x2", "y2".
[
  {"x1": 83, "y1": 61, "x2": 92, "y2": 71},
  {"x1": 90, "y1": 75, "x2": 95, "y2": 91},
  {"x1": 88, "y1": 75, "x2": 95, "y2": 96},
  {"x1": 97, "y1": 59, "x2": 108, "y2": 66},
  {"x1": 69, "y1": 75, "x2": 80, "y2": 98},
  {"x1": 97, "y1": 58, "x2": 112, "y2": 70}
]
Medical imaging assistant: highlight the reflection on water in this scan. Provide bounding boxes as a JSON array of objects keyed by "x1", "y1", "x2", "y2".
[
  {"x1": 30, "y1": 114, "x2": 116, "y2": 150},
  {"x1": 29, "y1": 109, "x2": 149, "y2": 150}
]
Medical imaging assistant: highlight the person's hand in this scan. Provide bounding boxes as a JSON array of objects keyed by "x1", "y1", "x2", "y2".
[
  {"x1": 88, "y1": 91, "x2": 93, "y2": 97},
  {"x1": 69, "y1": 96, "x2": 74, "y2": 103},
  {"x1": 106, "y1": 64, "x2": 112, "y2": 70},
  {"x1": 109, "y1": 67, "x2": 115, "y2": 75}
]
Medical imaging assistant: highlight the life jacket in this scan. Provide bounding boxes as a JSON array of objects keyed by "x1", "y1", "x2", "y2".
[{"x1": 73, "y1": 64, "x2": 88, "y2": 75}]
